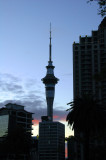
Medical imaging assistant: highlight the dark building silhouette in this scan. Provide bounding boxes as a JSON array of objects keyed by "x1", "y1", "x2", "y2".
[
  {"x1": 73, "y1": 17, "x2": 106, "y2": 103},
  {"x1": 67, "y1": 136, "x2": 76, "y2": 160},
  {"x1": 39, "y1": 121, "x2": 65, "y2": 160},
  {"x1": 72, "y1": 17, "x2": 106, "y2": 160},
  {"x1": 0, "y1": 103, "x2": 37, "y2": 160},
  {"x1": 0, "y1": 103, "x2": 33, "y2": 137},
  {"x1": 39, "y1": 25, "x2": 65, "y2": 160}
]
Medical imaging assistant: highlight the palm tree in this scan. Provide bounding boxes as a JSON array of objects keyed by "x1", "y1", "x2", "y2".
[{"x1": 66, "y1": 95, "x2": 106, "y2": 160}]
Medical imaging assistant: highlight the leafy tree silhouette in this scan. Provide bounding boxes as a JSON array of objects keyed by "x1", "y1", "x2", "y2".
[
  {"x1": 66, "y1": 95, "x2": 106, "y2": 160},
  {"x1": 87, "y1": 0, "x2": 106, "y2": 16}
]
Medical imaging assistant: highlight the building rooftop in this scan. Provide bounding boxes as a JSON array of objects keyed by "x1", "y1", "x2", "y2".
[
  {"x1": 0, "y1": 103, "x2": 33, "y2": 114},
  {"x1": 5, "y1": 103, "x2": 25, "y2": 110}
]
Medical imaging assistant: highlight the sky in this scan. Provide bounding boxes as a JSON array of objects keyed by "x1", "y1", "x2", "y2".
[{"x1": 0, "y1": 0, "x2": 103, "y2": 138}]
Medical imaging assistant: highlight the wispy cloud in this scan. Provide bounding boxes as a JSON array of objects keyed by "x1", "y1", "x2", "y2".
[{"x1": 0, "y1": 73, "x2": 67, "y2": 123}]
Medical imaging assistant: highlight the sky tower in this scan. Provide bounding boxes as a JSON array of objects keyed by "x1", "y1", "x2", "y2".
[
  {"x1": 39, "y1": 25, "x2": 65, "y2": 160},
  {"x1": 41, "y1": 24, "x2": 59, "y2": 121}
]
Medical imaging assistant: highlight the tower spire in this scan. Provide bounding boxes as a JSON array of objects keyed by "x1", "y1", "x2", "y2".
[{"x1": 49, "y1": 23, "x2": 52, "y2": 61}]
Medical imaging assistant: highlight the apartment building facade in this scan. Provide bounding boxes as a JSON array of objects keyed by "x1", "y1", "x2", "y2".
[
  {"x1": 0, "y1": 103, "x2": 33, "y2": 137},
  {"x1": 72, "y1": 17, "x2": 106, "y2": 160},
  {"x1": 73, "y1": 17, "x2": 106, "y2": 103}
]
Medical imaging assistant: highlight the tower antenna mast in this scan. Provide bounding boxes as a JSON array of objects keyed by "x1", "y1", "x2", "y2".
[{"x1": 49, "y1": 23, "x2": 52, "y2": 61}]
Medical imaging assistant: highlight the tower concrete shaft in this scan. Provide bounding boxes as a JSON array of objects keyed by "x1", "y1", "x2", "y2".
[{"x1": 41, "y1": 26, "x2": 59, "y2": 121}]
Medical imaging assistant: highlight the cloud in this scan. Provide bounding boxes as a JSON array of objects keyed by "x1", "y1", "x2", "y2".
[
  {"x1": 0, "y1": 73, "x2": 67, "y2": 123},
  {"x1": 0, "y1": 72, "x2": 45, "y2": 113},
  {"x1": 0, "y1": 73, "x2": 21, "y2": 82},
  {"x1": 0, "y1": 73, "x2": 24, "y2": 95},
  {"x1": 53, "y1": 109, "x2": 67, "y2": 121},
  {"x1": 0, "y1": 72, "x2": 42, "y2": 97},
  {"x1": 2, "y1": 84, "x2": 23, "y2": 94},
  {"x1": 0, "y1": 99, "x2": 67, "y2": 123},
  {"x1": 0, "y1": 100, "x2": 67, "y2": 122},
  {"x1": 24, "y1": 78, "x2": 38, "y2": 88}
]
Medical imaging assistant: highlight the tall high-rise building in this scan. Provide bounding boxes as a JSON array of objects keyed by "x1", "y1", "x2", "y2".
[
  {"x1": 73, "y1": 17, "x2": 106, "y2": 103},
  {"x1": 39, "y1": 26, "x2": 65, "y2": 160},
  {"x1": 72, "y1": 17, "x2": 106, "y2": 160}
]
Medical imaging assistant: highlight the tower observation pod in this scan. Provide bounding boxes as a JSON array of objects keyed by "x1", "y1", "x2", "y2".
[{"x1": 41, "y1": 25, "x2": 59, "y2": 121}]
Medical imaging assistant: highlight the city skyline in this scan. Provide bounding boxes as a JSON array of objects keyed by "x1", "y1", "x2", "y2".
[{"x1": 0, "y1": 0, "x2": 103, "y2": 137}]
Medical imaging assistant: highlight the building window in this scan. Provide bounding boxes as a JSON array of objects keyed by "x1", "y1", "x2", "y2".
[
  {"x1": 87, "y1": 37, "x2": 92, "y2": 43},
  {"x1": 75, "y1": 51, "x2": 78, "y2": 55},
  {"x1": 80, "y1": 46, "x2": 85, "y2": 50},
  {"x1": 94, "y1": 45, "x2": 97, "y2": 48},
  {"x1": 87, "y1": 45, "x2": 92, "y2": 49},
  {"x1": 75, "y1": 46, "x2": 78, "y2": 50},
  {"x1": 81, "y1": 38, "x2": 85, "y2": 43}
]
